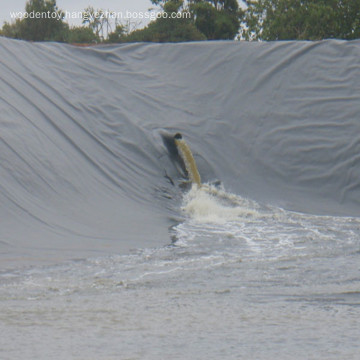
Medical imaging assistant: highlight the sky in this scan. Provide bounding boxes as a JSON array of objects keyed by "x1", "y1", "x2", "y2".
[{"x1": 0, "y1": 0, "x2": 158, "y2": 29}]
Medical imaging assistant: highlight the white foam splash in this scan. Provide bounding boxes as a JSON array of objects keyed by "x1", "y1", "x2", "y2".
[
  {"x1": 181, "y1": 184, "x2": 261, "y2": 224},
  {"x1": 176, "y1": 183, "x2": 360, "y2": 261}
]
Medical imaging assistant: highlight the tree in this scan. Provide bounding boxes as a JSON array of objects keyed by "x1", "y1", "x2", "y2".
[
  {"x1": 0, "y1": 0, "x2": 68, "y2": 41},
  {"x1": 82, "y1": 7, "x2": 104, "y2": 39},
  {"x1": 65, "y1": 26, "x2": 100, "y2": 44},
  {"x1": 122, "y1": 1, "x2": 206, "y2": 42},
  {"x1": 20, "y1": 0, "x2": 68, "y2": 41},
  {"x1": 107, "y1": 24, "x2": 127, "y2": 43},
  {"x1": 1, "y1": 19, "x2": 23, "y2": 39},
  {"x1": 151, "y1": 0, "x2": 244, "y2": 40},
  {"x1": 336, "y1": 0, "x2": 360, "y2": 39},
  {"x1": 242, "y1": 0, "x2": 360, "y2": 40},
  {"x1": 190, "y1": 0, "x2": 243, "y2": 39}
]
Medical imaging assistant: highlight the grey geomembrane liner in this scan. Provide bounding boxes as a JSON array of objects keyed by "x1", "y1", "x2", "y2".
[{"x1": 1, "y1": 37, "x2": 359, "y2": 267}]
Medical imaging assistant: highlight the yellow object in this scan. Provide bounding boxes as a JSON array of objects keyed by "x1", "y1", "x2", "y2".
[{"x1": 174, "y1": 134, "x2": 201, "y2": 187}]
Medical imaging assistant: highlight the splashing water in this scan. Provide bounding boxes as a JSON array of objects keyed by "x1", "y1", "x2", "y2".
[{"x1": 175, "y1": 183, "x2": 360, "y2": 263}]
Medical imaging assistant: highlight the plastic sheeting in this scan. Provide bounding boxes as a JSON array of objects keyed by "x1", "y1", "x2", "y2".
[{"x1": 1, "y1": 37, "x2": 360, "y2": 267}]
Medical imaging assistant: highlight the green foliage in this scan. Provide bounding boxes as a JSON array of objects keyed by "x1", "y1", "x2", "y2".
[
  {"x1": 107, "y1": 25, "x2": 127, "y2": 43},
  {"x1": 82, "y1": 6, "x2": 103, "y2": 38},
  {"x1": 1, "y1": 0, "x2": 68, "y2": 41},
  {"x1": 124, "y1": 16, "x2": 206, "y2": 43},
  {"x1": 150, "y1": 0, "x2": 244, "y2": 40},
  {"x1": 163, "y1": 0, "x2": 183, "y2": 13},
  {"x1": 2, "y1": 0, "x2": 358, "y2": 43},
  {"x1": 336, "y1": 0, "x2": 360, "y2": 39},
  {"x1": 21, "y1": 0, "x2": 68, "y2": 41},
  {"x1": 190, "y1": 1, "x2": 243, "y2": 40},
  {"x1": 0, "y1": 0, "x2": 100, "y2": 43},
  {"x1": 242, "y1": 0, "x2": 360, "y2": 40},
  {"x1": 1, "y1": 19, "x2": 23, "y2": 39},
  {"x1": 123, "y1": 1, "x2": 206, "y2": 42},
  {"x1": 65, "y1": 26, "x2": 99, "y2": 44}
]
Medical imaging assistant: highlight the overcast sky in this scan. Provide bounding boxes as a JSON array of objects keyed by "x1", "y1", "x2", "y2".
[{"x1": 0, "y1": 0, "x2": 158, "y2": 29}]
